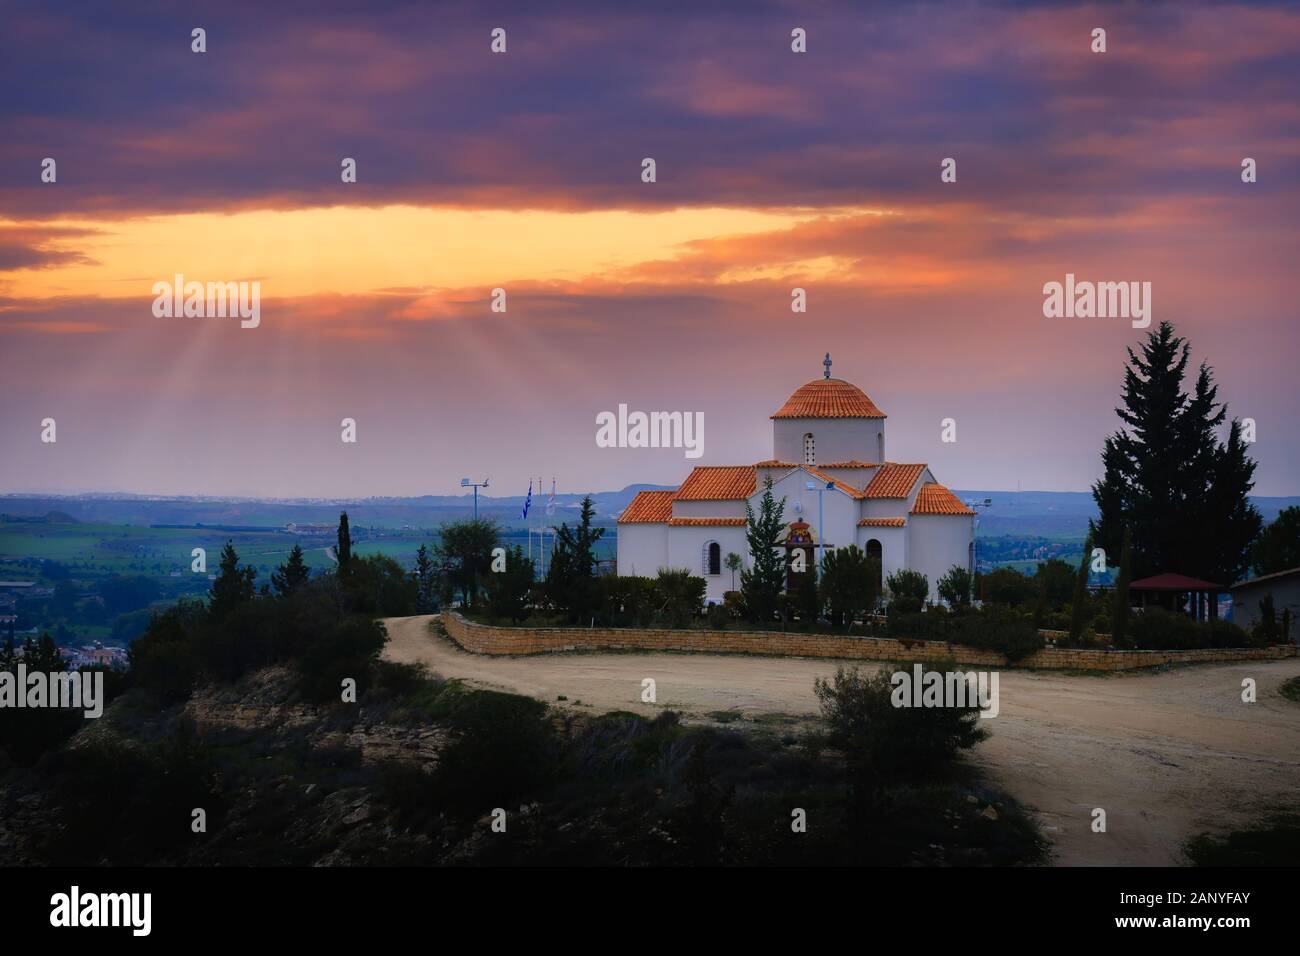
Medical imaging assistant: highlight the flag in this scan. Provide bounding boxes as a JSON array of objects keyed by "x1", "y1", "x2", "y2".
[
  {"x1": 521, "y1": 480, "x2": 533, "y2": 520},
  {"x1": 545, "y1": 478, "x2": 556, "y2": 515}
]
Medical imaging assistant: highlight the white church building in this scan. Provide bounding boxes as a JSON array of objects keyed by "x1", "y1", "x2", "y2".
[{"x1": 616, "y1": 356, "x2": 975, "y2": 605}]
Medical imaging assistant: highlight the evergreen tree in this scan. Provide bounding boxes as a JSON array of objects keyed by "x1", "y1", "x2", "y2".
[
  {"x1": 1091, "y1": 322, "x2": 1262, "y2": 584},
  {"x1": 209, "y1": 540, "x2": 256, "y2": 621},
  {"x1": 271, "y1": 544, "x2": 310, "y2": 597},
  {"x1": 337, "y1": 512, "x2": 353, "y2": 573},
  {"x1": 1066, "y1": 534, "x2": 1093, "y2": 646},
  {"x1": 1111, "y1": 527, "x2": 1132, "y2": 646},
  {"x1": 739, "y1": 477, "x2": 786, "y2": 623},
  {"x1": 792, "y1": 565, "x2": 820, "y2": 625},
  {"x1": 821, "y1": 544, "x2": 877, "y2": 625},
  {"x1": 1251, "y1": 506, "x2": 1300, "y2": 576},
  {"x1": 412, "y1": 543, "x2": 439, "y2": 612},
  {"x1": 484, "y1": 545, "x2": 535, "y2": 622},
  {"x1": 20, "y1": 633, "x2": 67, "y2": 672},
  {"x1": 544, "y1": 496, "x2": 604, "y2": 622}
]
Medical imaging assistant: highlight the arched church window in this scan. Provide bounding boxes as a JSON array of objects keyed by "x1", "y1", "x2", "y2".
[
  {"x1": 803, "y1": 433, "x2": 815, "y2": 464},
  {"x1": 705, "y1": 541, "x2": 721, "y2": 576},
  {"x1": 877, "y1": 433, "x2": 884, "y2": 464}
]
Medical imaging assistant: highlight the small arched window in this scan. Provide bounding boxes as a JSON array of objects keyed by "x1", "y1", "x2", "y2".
[
  {"x1": 706, "y1": 541, "x2": 722, "y2": 576},
  {"x1": 803, "y1": 432, "x2": 816, "y2": 464}
]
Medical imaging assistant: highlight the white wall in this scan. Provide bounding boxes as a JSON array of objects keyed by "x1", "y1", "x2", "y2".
[
  {"x1": 672, "y1": 498, "x2": 747, "y2": 518},
  {"x1": 853, "y1": 525, "x2": 907, "y2": 586},
  {"x1": 1231, "y1": 577, "x2": 1300, "y2": 638},
  {"x1": 773, "y1": 417, "x2": 885, "y2": 465},
  {"x1": 665, "y1": 525, "x2": 749, "y2": 603},
  {"x1": 616, "y1": 522, "x2": 669, "y2": 579},
  {"x1": 906, "y1": 514, "x2": 974, "y2": 602}
]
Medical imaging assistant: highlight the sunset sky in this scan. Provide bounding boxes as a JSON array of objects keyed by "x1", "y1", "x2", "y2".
[{"x1": 2, "y1": 1, "x2": 1298, "y2": 498}]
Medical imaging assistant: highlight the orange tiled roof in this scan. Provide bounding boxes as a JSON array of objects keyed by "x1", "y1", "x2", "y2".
[
  {"x1": 858, "y1": 517, "x2": 907, "y2": 528},
  {"x1": 667, "y1": 517, "x2": 747, "y2": 527},
  {"x1": 804, "y1": 466, "x2": 866, "y2": 499},
  {"x1": 863, "y1": 462, "x2": 927, "y2": 498},
  {"x1": 617, "y1": 490, "x2": 675, "y2": 524},
  {"x1": 911, "y1": 483, "x2": 976, "y2": 516},
  {"x1": 754, "y1": 460, "x2": 799, "y2": 468},
  {"x1": 672, "y1": 465, "x2": 757, "y2": 501},
  {"x1": 771, "y1": 378, "x2": 886, "y2": 419},
  {"x1": 818, "y1": 460, "x2": 880, "y2": 469}
]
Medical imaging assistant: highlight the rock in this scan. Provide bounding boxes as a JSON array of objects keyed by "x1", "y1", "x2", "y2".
[
  {"x1": 965, "y1": 794, "x2": 979, "y2": 805},
  {"x1": 980, "y1": 806, "x2": 999, "y2": 821}
]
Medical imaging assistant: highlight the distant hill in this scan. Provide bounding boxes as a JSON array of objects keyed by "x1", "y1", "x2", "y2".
[{"x1": 1, "y1": 489, "x2": 1295, "y2": 537}]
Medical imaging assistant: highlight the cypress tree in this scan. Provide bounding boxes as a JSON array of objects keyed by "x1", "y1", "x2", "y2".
[
  {"x1": 337, "y1": 512, "x2": 353, "y2": 573},
  {"x1": 1067, "y1": 533, "x2": 1093, "y2": 646},
  {"x1": 740, "y1": 477, "x2": 787, "y2": 623},
  {"x1": 1111, "y1": 528, "x2": 1132, "y2": 647}
]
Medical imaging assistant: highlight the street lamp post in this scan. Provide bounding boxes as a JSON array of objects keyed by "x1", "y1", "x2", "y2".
[
  {"x1": 964, "y1": 497, "x2": 993, "y2": 597},
  {"x1": 461, "y1": 477, "x2": 490, "y2": 520},
  {"x1": 805, "y1": 478, "x2": 835, "y2": 582}
]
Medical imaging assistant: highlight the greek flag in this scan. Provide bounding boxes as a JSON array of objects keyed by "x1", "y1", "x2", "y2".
[
  {"x1": 521, "y1": 480, "x2": 533, "y2": 520},
  {"x1": 546, "y1": 478, "x2": 556, "y2": 516}
]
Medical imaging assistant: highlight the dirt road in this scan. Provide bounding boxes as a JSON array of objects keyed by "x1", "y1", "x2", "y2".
[{"x1": 382, "y1": 614, "x2": 1300, "y2": 866}]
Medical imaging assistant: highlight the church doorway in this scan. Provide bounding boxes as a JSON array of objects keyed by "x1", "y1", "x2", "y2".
[
  {"x1": 866, "y1": 538, "x2": 883, "y2": 591},
  {"x1": 784, "y1": 520, "x2": 815, "y2": 591}
]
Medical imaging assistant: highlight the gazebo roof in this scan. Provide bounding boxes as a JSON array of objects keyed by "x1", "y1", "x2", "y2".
[{"x1": 1129, "y1": 572, "x2": 1222, "y2": 591}]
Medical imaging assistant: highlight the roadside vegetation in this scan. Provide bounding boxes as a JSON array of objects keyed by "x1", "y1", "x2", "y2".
[
  {"x1": 1185, "y1": 809, "x2": 1300, "y2": 866},
  {"x1": 0, "y1": 514, "x2": 1044, "y2": 866}
]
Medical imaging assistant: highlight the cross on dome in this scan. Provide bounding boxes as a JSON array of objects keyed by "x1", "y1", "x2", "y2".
[{"x1": 823, "y1": 352, "x2": 832, "y2": 379}]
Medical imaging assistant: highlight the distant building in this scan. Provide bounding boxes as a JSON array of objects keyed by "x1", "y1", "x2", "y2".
[{"x1": 1231, "y1": 567, "x2": 1300, "y2": 641}]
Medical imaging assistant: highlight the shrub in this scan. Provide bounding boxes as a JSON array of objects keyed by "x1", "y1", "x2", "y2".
[
  {"x1": 886, "y1": 605, "x2": 1043, "y2": 662},
  {"x1": 1123, "y1": 607, "x2": 1255, "y2": 650},
  {"x1": 40, "y1": 722, "x2": 224, "y2": 865},
  {"x1": 979, "y1": 567, "x2": 1036, "y2": 607},
  {"x1": 951, "y1": 608, "x2": 1043, "y2": 662},
  {"x1": 813, "y1": 665, "x2": 988, "y2": 780},
  {"x1": 483, "y1": 544, "x2": 535, "y2": 623},
  {"x1": 653, "y1": 569, "x2": 705, "y2": 628},
  {"x1": 432, "y1": 690, "x2": 558, "y2": 818},
  {"x1": 1033, "y1": 559, "x2": 1075, "y2": 609},
  {"x1": 821, "y1": 545, "x2": 879, "y2": 624},
  {"x1": 706, "y1": 603, "x2": 729, "y2": 630},
  {"x1": 937, "y1": 565, "x2": 972, "y2": 608},
  {"x1": 886, "y1": 569, "x2": 929, "y2": 615},
  {"x1": 598, "y1": 575, "x2": 658, "y2": 627},
  {"x1": 297, "y1": 616, "x2": 388, "y2": 703},
  {"x1": 127, "y1": 597, "x2": 207, "y2": 704}
]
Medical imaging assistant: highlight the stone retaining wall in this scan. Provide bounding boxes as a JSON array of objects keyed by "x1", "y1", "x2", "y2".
[{"x1": 441, "y1": 612, "x2": 1297, "y2": 672}]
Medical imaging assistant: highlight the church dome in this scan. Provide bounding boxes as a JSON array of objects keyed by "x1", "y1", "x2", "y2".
[{"x1": 771, "y1": 377, "x2": 886, "y2": 420}]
